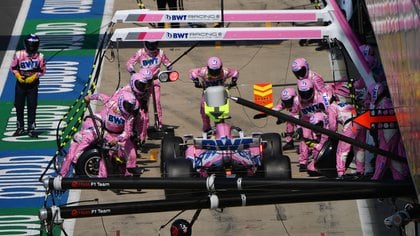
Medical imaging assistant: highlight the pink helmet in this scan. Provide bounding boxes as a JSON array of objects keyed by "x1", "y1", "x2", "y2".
[
  {"x1": 291, "y1": 58, "x2": 309, "y2": 79},
  {"x1": 297, "y1": 79, "x2": 314, "y2": 101},
  {"x1": 309, "y1": 112, "x2": 328, "y2": 128},
  {"x1": 359, "y1": 44, "x2": 377, "y2": 68},
  {"x1": 207, "y1": 56, "x2": 223, "y2": 77},
  {"x1": 118, "y1": 91, "x2": 139, "y2": 115},
  {"x1": 280, "y1": 87, "x2": 297, "y2": 108},
  {"x1": 130, "y1": 68, "x2": 154, "y2": 96}
]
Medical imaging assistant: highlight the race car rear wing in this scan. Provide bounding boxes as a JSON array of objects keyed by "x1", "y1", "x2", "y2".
[{"x1": 193, "y1": 137, "x2": 260, "y2": 151}]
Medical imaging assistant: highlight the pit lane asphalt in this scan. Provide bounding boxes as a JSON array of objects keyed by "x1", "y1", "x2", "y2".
[{"x1": 72, "y1": 0, "x2": 363, "y2": 235}]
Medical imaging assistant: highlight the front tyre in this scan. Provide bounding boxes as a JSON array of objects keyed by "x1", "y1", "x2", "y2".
[{"x1": 75, "y1": 148, "x2": 101, "y2": 178}]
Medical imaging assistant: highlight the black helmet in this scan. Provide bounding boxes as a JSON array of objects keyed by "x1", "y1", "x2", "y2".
[
  {"x1": 24, "y1": 33, "x2": 40, "y2": 55},
  {"x1": 170, "y1": 219, "x2": 192, "y2": 236},
  {"x1": 144, "y1": 41, "x2": 158, "y2": 51}
]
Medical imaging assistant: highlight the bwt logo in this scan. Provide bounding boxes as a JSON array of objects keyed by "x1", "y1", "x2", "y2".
[
  {"x1": 166, "y1": 32, "x2": 188, "y2": 39},
  {"x1": 201, "y1": 138, "x2": 254, "y2": 150},
  {"x1": 166, "y1": 15, "x2": 187, "y2": 21}
]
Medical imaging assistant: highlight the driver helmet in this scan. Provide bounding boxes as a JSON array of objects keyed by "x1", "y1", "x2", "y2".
[
  {"x1": 24, "y1": 33, "x2": 40, "y2": 55},
  {"x1": 280, "y1": 87, "x2": 297, "y2": 108},
  {"x1": 207, "y1": 56, "x2": 223, "y2": 78},
  {"x1": 144, "y1": 41, "x2": 159, "y2": 57},
  {"x1": 297, "y1": 79, "x2": 315, "y2": 102},
  {"x1": 130, "y1": 68, "x2": 154, "y2": 96},
  {"x1": 170, "y1": 219, "x2": 192, "y2": 236},
  {"x1": 291, "y1": 57, "x2": 309, "y2": 79},
  {"x1": 118, "y1": 91, "x2": 139, "y2": 115}
]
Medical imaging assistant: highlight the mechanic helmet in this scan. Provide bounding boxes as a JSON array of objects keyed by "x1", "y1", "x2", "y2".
[
  {"x1": 24, "y1": 33, "x2": 40, "y2": 55},
  {"x1": 309, "y1": 112, "x2": 328, "y2": 128},
  {"x1": 359, "y1": 44, "x2": 377, "y2": 69},
  {"x1": 170, "y1": 219, "x2": 192, "y2": 236},
  {"x1": 144, "y1": 41, "x2": 159, "y2": 57},
  {"x1": 297, "y1": 79, "x2": 315, "y2": 102},
  {"x1": 291, "y1": 57, "x2": 309, "y2": 79},
  {"x1": 130, "y1": 68, "x2": 154, "y2": 96},
  {"x1": 118, "y1": 91, "x2": 139, "y2": 115},
  {"x1": 207, "y1": 56, "x2": 223, "y2": 78},
  {"x1": 280, "y1": 87, "x2": 297, "y2": 108}
]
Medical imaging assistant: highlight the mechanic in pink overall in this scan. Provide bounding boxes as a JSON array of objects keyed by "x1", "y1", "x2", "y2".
[
  {"x1": 359, "y1": 44, "x2": 386, "y2": 84},
  {"x1": 60, "y1": 115, "x2": 101, "y2": 177},
  {"x1": 291, "y1": 57, "x2": 327, "y2": 93},
  {"x1": 328, "y1": 98, "x2": 365, "y2": 178},
  {"x1": 367, "y1": 83, "x2": 409, "y2": 180},
  {"x1": 272, "y1": 87, "x2": 300, "y2": 150},
  {"x1": 85, "y1": 91, "x2": 139, "y2": 177},
  {"x1": 126, "y1": 41, "x2": 172, "y2": 129},
  {"x1": 305, "y1": 111, "x2": 330, "y2": 176},
  {"x1": 114, "y1": 68, "x2": 154, "y2": 145},
  {"x1": 189, "y1": 57, "x2": 239, "y2": 132},
  {"x1": 11, "y1": 34, "x2": 46, "y2": 137},
  {"x1": 296, "y1": 79, "x2": 332, "y2": 173}
]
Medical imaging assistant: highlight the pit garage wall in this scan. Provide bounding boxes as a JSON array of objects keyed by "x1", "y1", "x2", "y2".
[{"x1": 365, "y1": 0, "x2": 420, "y2": 198}]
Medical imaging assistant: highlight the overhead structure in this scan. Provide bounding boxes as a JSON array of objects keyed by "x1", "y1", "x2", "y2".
[{"x1": 110, "y1": 1, "x2": 375, "y2": 88}]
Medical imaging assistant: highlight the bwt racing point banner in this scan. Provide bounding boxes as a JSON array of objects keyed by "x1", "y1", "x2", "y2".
[{"x1": 0, "y1": 0, "x2": 108, "y2": 235}]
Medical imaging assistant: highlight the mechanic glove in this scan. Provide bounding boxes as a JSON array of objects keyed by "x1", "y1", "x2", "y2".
[
  {"x1": 229, "y1": 77, "x2": 238, "y2": 88},
  {"x1": 193, "y1": 78, "x2": 202, "y2": 88},
  {"x1": 25, "y1": 73, "x2": 38, "y2": 84},
  {"x1": 14, "y1": 72, "x2": 25, "y2": 84},
  {"x1": 305, "y1": 140, "x2": 315, "y2": 148},
  {"x1": 294, "y1": 128, "x2": 303, "y2": 140}
]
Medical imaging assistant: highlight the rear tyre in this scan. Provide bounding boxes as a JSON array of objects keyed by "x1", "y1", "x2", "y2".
[
  {"x1": 75, "y1": 148, "x2": 101, "y2": 178},
  {"x1": 160, "y1": 135, "x2": 184, "y2": 174},
  {"x1": 261, "y1": 133, "x2": 283, "y2": 158}
]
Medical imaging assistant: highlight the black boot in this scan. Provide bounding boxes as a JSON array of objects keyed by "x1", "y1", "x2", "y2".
[
  {"x1": 28, "y1": 124, "x2": 38, "y2": 138},
  {"x1": 13, "y1": 127, "x2": 25, "y2": 136},
  {"x1": 283, "y1": 141, "x2": 295, "y2": 150},
  {"x1": 299, "y1": 164, "x2": 307, "y2": 172}
]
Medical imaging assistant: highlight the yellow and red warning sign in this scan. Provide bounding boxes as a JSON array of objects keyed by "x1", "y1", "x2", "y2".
[{"x1": 253, "y1": 83, "x2": 273, "y2": 109}]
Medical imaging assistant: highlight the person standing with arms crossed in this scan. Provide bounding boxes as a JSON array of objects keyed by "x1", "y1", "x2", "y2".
[{"x1": 10, "y1": 33, "x2": 46, "y2": 138}]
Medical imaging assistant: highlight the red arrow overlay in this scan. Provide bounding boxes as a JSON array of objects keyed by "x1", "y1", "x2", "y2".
[{"x1": 354, "y1": 111, "x2": 397, "y2": 129}]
